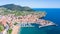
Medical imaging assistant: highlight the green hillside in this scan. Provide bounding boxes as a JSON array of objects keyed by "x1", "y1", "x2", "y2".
[{"x1": 0, "y1": 4, "x2": 46, "y2": 18}]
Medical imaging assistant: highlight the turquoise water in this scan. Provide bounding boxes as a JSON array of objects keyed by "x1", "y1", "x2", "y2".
[
  {"x1": 19, "y1": 8, "x2": 60, "y2": 34},
  {"x1": 19, "y1": 26, "x2": 60, "y2": 34}
]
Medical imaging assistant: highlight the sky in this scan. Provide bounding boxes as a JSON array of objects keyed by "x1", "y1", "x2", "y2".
[{"x1": 0, "y1": 0, "x2": 60, "y2": 8}]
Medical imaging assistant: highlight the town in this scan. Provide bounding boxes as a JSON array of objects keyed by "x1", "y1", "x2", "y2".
[
  {"x1": 0, "y1": 13, "x2": 55, "y2": 34},
  {"x1": 0, "y1": 4, "x2": 56, "y2": 34}
]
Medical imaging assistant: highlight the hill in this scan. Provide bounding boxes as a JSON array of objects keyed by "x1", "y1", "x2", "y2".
[
  {"x1": 0, "y1": 4, "x2": 34, "y2": 11},
  {"x1": 0, "y1": 4, "x2": 46, "y2": 18}
]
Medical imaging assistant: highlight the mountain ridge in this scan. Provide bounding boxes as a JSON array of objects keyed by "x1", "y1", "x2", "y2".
[{"x1": 0, "y1": 4, "x2": 34, "y2": 11}]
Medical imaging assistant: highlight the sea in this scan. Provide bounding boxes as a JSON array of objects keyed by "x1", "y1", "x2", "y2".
[{"x1": 19, "y1": 8, "x2": 60, "y2": 34}]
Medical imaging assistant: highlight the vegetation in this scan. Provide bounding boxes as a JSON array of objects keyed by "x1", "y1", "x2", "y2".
[
  {"x1": 0, "y1": 7, "x2": 46, "y2": 15},
  {"x1": 0, "y1": 4, "x2": 34, "y2": 11},
  {"x1": 7, "y1": 28, "x2": 12, "y2": 34},
  {"x1": 0, "y1": 4, "x2": 46, "y2": 34},
  {"x1": 0, "y1": 4, "x2": 46, "y2": 18},
  {"x1": 14, "y1": 22, "x2": 18, "y2": 25},
  {"x1": 0, "y1": 24, "x2": 4, "y2": 32}
]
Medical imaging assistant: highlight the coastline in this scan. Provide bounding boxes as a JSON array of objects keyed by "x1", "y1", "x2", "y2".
[{"x1": 11, "y1": 25, "x2": 20, "y2": 34}]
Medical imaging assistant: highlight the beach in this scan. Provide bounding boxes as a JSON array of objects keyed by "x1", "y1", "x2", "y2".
[{"x1": 11, "y1": 25, "x2": 20, "y2": 34}]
